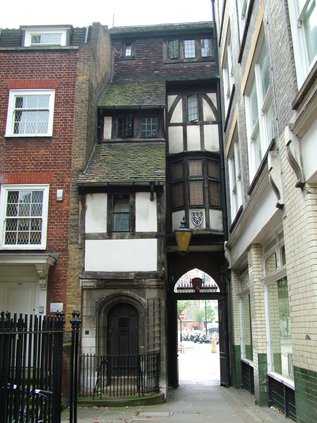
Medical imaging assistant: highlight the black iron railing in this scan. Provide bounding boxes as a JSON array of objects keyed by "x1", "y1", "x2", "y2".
[
  {"x1": 268, "y1": 375, "x2": 296, "y2": 421},
  {"x1": 0, "y1": 312, "x2": 64, "y2": 423},
  {"x1": 80, "y1": 351, "x2": 160, "y2": 398}
]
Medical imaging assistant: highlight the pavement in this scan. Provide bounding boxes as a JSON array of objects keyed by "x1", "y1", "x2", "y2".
[{"x1": 61, "y1": 342, "x2": 292, "y2": 423}]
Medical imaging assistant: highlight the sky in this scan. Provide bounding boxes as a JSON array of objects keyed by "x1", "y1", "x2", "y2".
[{"x1": 1, "y1": 0, "x2": 213, "y2": 29}]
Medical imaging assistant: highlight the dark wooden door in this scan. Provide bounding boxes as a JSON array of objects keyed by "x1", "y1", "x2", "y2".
[{"x1": 108, "y1": 303, "x2": 139, "y2": 355}]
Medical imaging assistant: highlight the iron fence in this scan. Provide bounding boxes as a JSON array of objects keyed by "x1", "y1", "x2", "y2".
[
  {"x1": 80, "y1": 351, "x2": 160, "y2": 398},
  {"x1": 0, "y1": 312, "x2": 64, "y2": 423}
]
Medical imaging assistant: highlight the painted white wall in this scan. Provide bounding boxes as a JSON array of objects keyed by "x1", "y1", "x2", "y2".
[
  {"x1": 136, "y1": 193, "x2": 157, "y2": 232},
  {"x1": 85, "y1": 239, "x2": 157, "y2": 272},
  {"x1": 302, "y1": 118, "x2": 317, "y2": 183},
  {"x1": 85, "y1": 193, "x2": 107, "y2": 233},
  {"x1": 209, "y1": 209, "x2": 223, "y2": 231},
  {"x1": 187, "y1": 126, "x2": 201, "y2": 151},
  {"x1": 204, "y1": 124, "x2": 219, "y2": 151},
  {"x1": 103, "y1": 116, "x2": 112, "y2": 140},
  {"x1": 172, "y1": 211, "x2": 185, "y2": 231},
  {"x1": 203, "y1": 97, "x2": 216, "y2": 121},
  {"x1": 168, "y1": 126, "x2": 184, "y2": 153},
  {"x1": 207, "y1": 93, "x2": 217, "y2": 107},
  {"x1": 169, "y1": 99, "x2": 183, "y2": 123}
]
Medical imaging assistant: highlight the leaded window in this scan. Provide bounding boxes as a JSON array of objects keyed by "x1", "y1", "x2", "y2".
[
  {"x1": 0, "y1": 185, "x2": 49, "y2": 250},
  {"x1": 140, "y1": 117, "x2": 159, "y2": 138},
  {"x1": 6, "y1": 90, "x2": 55, "y2": 137},
  {"x1": 184, "y1": 39, "x2": 196, "y2": 58}
]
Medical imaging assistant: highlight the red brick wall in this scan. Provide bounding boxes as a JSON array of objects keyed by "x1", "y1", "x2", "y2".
[{"x1": 0, "y1": 49, "x2": 80, "y2": 309}]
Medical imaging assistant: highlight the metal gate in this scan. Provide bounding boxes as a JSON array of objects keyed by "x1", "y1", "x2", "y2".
[{"x1": 0, "y1": 312, "x2": 64, "y2": 423}]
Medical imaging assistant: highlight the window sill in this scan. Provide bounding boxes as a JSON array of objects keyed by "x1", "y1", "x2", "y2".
[
  {"x1": 241, "y1": 358, "x2": 254, "y2": 367},
  {"x1": 267, "y1": 372, "x2": 294, "y2": 390},
  {"x1": 5, "y1": 134, "x2": 53, "y2": 139}
]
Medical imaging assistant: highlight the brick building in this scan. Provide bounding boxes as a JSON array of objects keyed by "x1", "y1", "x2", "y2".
[
  {"x1": 0, "y1": 24, "x2": 111, "y2": 322},
  {"x1": 215, "y1": 0, "x2": 317, "y2": 421}
]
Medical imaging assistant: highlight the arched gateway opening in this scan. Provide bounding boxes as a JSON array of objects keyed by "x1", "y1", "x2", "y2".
[{"x1": 167, "y1": 252, "x2": 230, "y2": 388}]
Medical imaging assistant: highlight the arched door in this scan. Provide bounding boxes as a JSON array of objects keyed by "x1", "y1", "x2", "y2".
[{"x1": 107, "y1": 303, "x2": 139, "y2": 355}]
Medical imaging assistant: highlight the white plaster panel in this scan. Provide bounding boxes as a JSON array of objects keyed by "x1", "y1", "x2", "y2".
[
  {"x1": 187, "y1": 126, "x2": 201, "y2": 151},
  {"x1": 204, "y1": 124, "x2": 219, "y2": 151},
  {"x1": 209, "y1": 209, "x2": 223, "y2": 231},
  {"x1": 85, "y1": 193, "x2": 107, "y2": 233},
  {"x1": 85, "y1": 239, "x2": 157, "y2": 272},
  {"x1": 302, "y1": 118, "x2": 317, "y2": 183},
  {"x1": 103, "y1": 116, "x2": 112, "y2": 140},
  {"x1": 169, "y1": 99, "x2": 183, "y2": 123},
  {"x1": 168, "y1": 95, "x2": 177, "y2": 111},
  {"x1": 168, "y1": 126, "x2": 184, "y2": 153},
  {"x1": 203, "y1": 98, "x2": 216, "y2": 121},
  {"x1": 207, "y1": 93, "x2": 217, "y2": 107},
  {"x1": 172, "y1": 211, "x2": 185, "y2": 231},
  {"x1": 136, "y1": 193, "x2": 157, "y2": 232}
]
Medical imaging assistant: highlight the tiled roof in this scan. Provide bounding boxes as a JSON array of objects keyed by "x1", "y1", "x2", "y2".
[
  {"x1": 110, "y1": 21, "x2": 213, "y2": 37},
  {"x1": 98, "y1": 81, "x2": 166, "y2": 108},
  {"x1": 78, "y1": 142, "x2": 166, "y2": 185}
]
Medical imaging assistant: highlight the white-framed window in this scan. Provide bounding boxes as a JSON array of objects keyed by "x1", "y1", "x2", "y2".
[
  {"x1": 263, "y1": 233, "x2": 293, "y2": 380},
  {"x1": 288, "y1": 0, "x2": 317, "y2": 87},
  {"x1": 228, "y1": 130, "x2": 243, "y2": 219},
  {"x1": 245, "y1": 34, "x2": 274, "y2": 180},
  {"x1": 0, "y1": 185, "x2": 49, "y2": 250},
  {"x1": 23, "y1": 28, "x2": 68, "y2": 47},
  {"x1": 5, "y1": 90, "x2": 55, "y2": 137},
  {"x1": 222, "y1": 28, "x2": 234, "y2": 114}
]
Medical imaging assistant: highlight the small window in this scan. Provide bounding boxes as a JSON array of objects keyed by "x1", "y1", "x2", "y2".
[
  {"x1": 5, "y1": 90, "x2": 55, "y2": 137},
  {"x1": 0, "y1": 185, "x2": 49, "y2": 250},
  {"x1": 112, "y1": 195, "x2": 130, "y2": 232},
  {"x1": 187, "y1": 95, "x2": 199, "y2": 122},
  {"x1": 124, "y1": 42, "x2": 133, "y2": 57},
  {"x1": 184, "y1": 40, "x2": 196, "y2": 58},
  {"x1": 201, "y1": 39, "x2": 212, "y2": 57},
  {"x1": 23, "y1": 27, "x2": 68, "y2": 47},
  {"x1": 168, "y1": 40, "x2": 179, "y2": 59},
  {"x1": 140, "y1": 117, "x2": 159, "y2": 138}
]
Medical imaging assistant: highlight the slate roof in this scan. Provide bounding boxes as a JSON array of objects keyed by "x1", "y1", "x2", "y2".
[
  {"x1": 0, "y1": 26, "x2": 89, "y2": 48},
  {"x1": 98, "y1": 81, "x2": 166, "y2": 108},
  {"x1": 78, "y1": 142, "x2": 166, "y2": 186}
]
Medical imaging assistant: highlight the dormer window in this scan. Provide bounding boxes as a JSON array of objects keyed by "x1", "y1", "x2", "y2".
[{"x1": 23, "y1": 27, "x2": 69, "y2": 47}]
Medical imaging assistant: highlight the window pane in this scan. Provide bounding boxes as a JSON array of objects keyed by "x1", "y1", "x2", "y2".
[
  {"x1": 208, "y1": 160, "x2": 220, "y2": 178},
  {"x1": 201, "y1": 39, "x2": 212, "y2": 57},
  {"x1": 172, "y1": 183, "x2": 184, "y2": 208},
  {"x1": 31, "y1": 33, "x2": 62, "y2": 45},
  {"x1": 168, "y1": 40, "x2": 179, "y2": 59},
  {"x1": 241, "y1": 294, "x2": 253, "y2": 360},
  {"x1": 125, "y1": 43, "x2": 132, "y2": 56},
  {"x1": 113, "y1": 195, "x2": 130, "y2": 231},
  {"x1": 209, "y1": 181, "x2": 221, "y2": 207},
  {"x1": 260, "y1": 47, "x2": 270, "y2": 96},
  {"x1": 189, "y1": 181, "x2": 204, "y2": 205},
  {"x1": 249, "y1": 82, "x2": 258, "y2": 128},
  {"x1": 268, "y1": 278, "x2": 293, "y2": 379},
  {"x1": 171, "y1": 161, "x2": 183, "y2": 181},
  {"x1": 302, "y1": 0, "x2": 317, "y2": 65},
  {"x1": 13, "y1": 95, "x2": 50, "y2": 135},
  {"x1": 188, "y1": 160, "x2": 202, "y2": 176},
  {"x1": 187, "y1": 95, "x2": 198, "y2": 122},
  {"x1": 118, "y1": 116, "x2": 133, "y2": 138},
  {"x1": 140, "y1": 117, "x2": 158, "y2": 138},
  {"x1": 184, "y1": 40, "x2": 196, "y2": 58}
]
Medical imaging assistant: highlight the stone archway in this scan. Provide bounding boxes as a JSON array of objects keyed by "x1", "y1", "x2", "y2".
[{"x1": 96, "y1": 292, "x2": 147, "y2": 355}]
